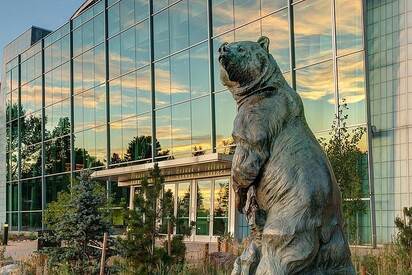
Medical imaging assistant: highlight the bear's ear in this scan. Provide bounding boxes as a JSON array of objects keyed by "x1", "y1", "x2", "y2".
[{"x1": 257, "y1": 36, "x2": 270, "y2": 52}]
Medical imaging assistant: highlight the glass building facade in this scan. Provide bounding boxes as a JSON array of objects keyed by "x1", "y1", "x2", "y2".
[{"x1": 4, "y1": 0, "x2": 408, "y2": 246}]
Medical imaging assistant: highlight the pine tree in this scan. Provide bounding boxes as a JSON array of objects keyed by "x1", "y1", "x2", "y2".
[
  {"x1": 115, "y1": 163, "x2": 189, "y2": 274},
  {"x1": 395, "y1": 207, "x2": 412, "y2": 254},
  {"x1": 43, "y1": 171, "x2": 110, "y2": 274}
]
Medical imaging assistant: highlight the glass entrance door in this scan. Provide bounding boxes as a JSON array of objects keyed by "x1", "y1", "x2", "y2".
[{"x1": 196, "y1": 180, "x2": 211, "y2": 235}]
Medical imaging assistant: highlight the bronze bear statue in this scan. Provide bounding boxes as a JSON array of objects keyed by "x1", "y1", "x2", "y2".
[{"x1": 218, "y1": 36, "x2": 355, "y2": 275}]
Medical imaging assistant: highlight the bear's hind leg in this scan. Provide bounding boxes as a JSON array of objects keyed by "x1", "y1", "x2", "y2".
[{"x1": 255, "y1": 229, "x2": 319, "y2": 275}]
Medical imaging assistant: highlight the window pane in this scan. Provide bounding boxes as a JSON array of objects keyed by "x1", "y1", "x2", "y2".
[
  {"x1": 196, "y1": 180, "x2": 211, "y2": 235},
  {"x1": 45, "y1": 135, "x2": 71, "y2": 174},
  {"x1": 154, "y1": 0, "x2": 168, "y2": 12},
  {"x1": 338, "y1": 52, "x2": 366, "y2": 126},
  {"x1": 73, "y1": 56, "x2": 83, "y2": 94},
  {"x1": 74, "y1": 94, "x2": 84, "y2": 133},
  {"x1": 109, "y1": 35, "x2": 121, "y2": 79},
  {"x1": 261, "y1": 0, "x2": 287, "y2": 16},
  {"x1": 234, "y1": 0, "x2": 260, "y2": 27},
  {"x1": 171, "y1": 51, "x2": 190, "y2": 104},
  {"x1": 21, "y1": 212, "x2": 42, "y2": 231},
  {"x1": 135, "y1": 0, "x2": 149, "y2": 22},
  {"x1": 22, "y1": 179, "x2": 42, "y2": 211},
  {"x1": 262, "y1": 9, "x2": 290, "y2": 72},
  {"x1": 95, "y1": 85, "x2": 107, "y2": 126},
  {"x1": 177, "y1": 182, "x2": 191, "y2": 234},
  {"x1": 21, "y1": 143, "x2": 42, "y2": 179},
  {"x1": 154, "y1": 10, "x2": 170, "y2": 59},
  {"x1": 189, "y1": 0, "x2": 208, "y2": 45},
  {"x1": 61, "y1": 63, "x2": 71, "y2": 100},
  {"x1": 170, "y1": 0, "x2": 189, "y2": 53},
  {"x1": 172, "y1": 102, "x2": 191, "y2": 158},
  {"x1": 94, "y1": 44, "x2": 106, "y2": 86},
  {"x1": 192, "y1": 96, "x2": 211, "y2": 154},
  {"x1": 137, "y1": 68, "x2": 151, "y2": 114},
  {"x1": 122, "y1": 72, "x2": 137, "y2": 119},
  {"x1": 108, "y1": 3, "x2": 120, "y2": 37},
  {"x1": 336, "y1": 0, "x2": 363, "y2": 55},
  {"x1": 110, "y1": 120, "x2": 123, "y2": 163},
  {"x1": 83, "y1": 49, "x2": 95, "y2": 91},
  {"x1": 156, "y1": 107, "x2": 171, "y2": 159},
  {"x1": 120, "y1": 0, "x2": 135, "y2": 30},
  {"x1": 83, "y1": 20, "x2": 94, "y2": 52},
  {"x1": 294, "y1": 0, "x2": 332, "y2": 67},
  {"x1": 190, "y1": 42, "x2": 209, "y2": 98},
  {"x1": 110, "y1": 78, "x2": 122, "y2": 122},
  {"x1": 161, "y1": 183, "x2": 175, "y2": 233},
  {"x1": 296, "y1": 60, "x2": 335, "y2": 132},
  {"x1": 213, "y1": 0, "x2": 234, "y2": 36},
  {"x1": 95, "y1": 125, "x2": 107, "y2": 165},
  {"x1": 83, "y1": 89, "x2": 96, "y2": 130},
  {"x1": 215, "y1": 90, "x2": 236, "y2": 154},
  {"x1": 122, "y1": 116, "x2": 138, "y2": 162},
  {"x1": 46, "y1": 174, "x2": 70, "y2": 203},
  {"x1": 84, "y1": 128, "x2": 97, "y2": 168},
  {"x1": 75, "y1": 131, "x2": 85, "y2": 169},
  {"x1": 21, "y1": 112, "x2": 42, "y2": 145},
  {"x1": 235, "y1": 20, "x2": 261, "y2": 41},
  {"x1": 135, "y1": 20, "x2": 150, "y2": 67},
  {"x1": 121, "y1": 27, "x2": 136, "y2": 74},
  {"x1": 155, "y1": 59, "x2": 171, "y2": 107},
  {"x1": 137, "y1": 113, "x2": 152, "y2": 160},
  {"x1": 94, "y1": 13, "x2": 105, "y2": 45},
  {"x1": 213, "y1": 178, "x2": 229, "y2": 235}
]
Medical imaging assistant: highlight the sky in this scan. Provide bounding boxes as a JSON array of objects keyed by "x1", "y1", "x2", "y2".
[{"x1": 0, "y1": 0, "x2": 85, "y2": 75}]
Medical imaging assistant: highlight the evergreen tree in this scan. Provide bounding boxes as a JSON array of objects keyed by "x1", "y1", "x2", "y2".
[
  {"x1": 395, "y1": 207, "x2": 412, "y2": 254},
  {"x1": 318, "y1": 101, "x2": 367, "y2": 242},
  {"x1": 115, "y1": 164, "x2": 189, "y2": 274},
  {"x1": 43, "y1": 171, "x2": 110, "y2": 274}
]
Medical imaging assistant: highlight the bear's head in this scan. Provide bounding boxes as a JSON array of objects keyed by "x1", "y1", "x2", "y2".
[{"x1": 218, "y1": 36, "x2": 282, "y2": 103}]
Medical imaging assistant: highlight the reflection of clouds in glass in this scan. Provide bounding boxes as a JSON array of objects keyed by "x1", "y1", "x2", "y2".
[
  {"x1": 235, "y1": 21, "x2": 261, "y2": 41},
  {"x1": 234, "y1": 0, "x2": 260, "y2": 27},
  {"x1": 296, "y1": 61, "x2": 335, "y2": 132},
  {"x1": 338, "y1": 54, "x2": 365, "y2": 104},
  {"x1": 262, "y1": 9, "x2": 290, "y2": 71},
  {"x1": 212, "y1": 0, "x2": 234, "y2": 35},
  {"x1": 294, "y1": 0, "x2": 332, "y2": 66},
  {"x1": 338, "y1": 52, "x2": 366, "y2": 125},
  {"x1": 336, "y1": 0, "x2": 363, "y2": 55}
]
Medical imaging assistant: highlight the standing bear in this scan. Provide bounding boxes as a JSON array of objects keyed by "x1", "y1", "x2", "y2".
[{"x1": 218, "y1": 36, "x2": 355, "y2": 275}]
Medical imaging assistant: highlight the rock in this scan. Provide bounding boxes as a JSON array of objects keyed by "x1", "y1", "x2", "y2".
[{"x1": 0, "y1": 264, "x2": 19, "y2": 275}]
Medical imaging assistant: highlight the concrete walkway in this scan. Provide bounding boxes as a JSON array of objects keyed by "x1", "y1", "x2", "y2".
[{"x1": 4, "y1": 240, "x2": 37, "y2": 261}]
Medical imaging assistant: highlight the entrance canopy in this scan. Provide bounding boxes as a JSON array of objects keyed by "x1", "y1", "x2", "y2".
[{"x1": 91, "y1": 153, "x2": 233, "y2": 186}]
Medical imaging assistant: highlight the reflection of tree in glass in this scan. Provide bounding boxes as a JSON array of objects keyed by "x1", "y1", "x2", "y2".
[
  {"x1": 213, "y1": 182, "x2": 229, "y2": 235},
  {"x1": 160, "y1": 188, "x2": 175, "y2": 234},
  {"x1": 214, "y1": 182, "x2": 229, "y2": 217},
  {"x1": 125, "y1": 136, "x2": 161, "y2": 161},
  {"x1": 7, "y1": 103, "x2": 43, "y2": 178},
  {"x1": 45, "y1": 118, "x2": 71, "y2": 174},
  {"x1": 177, "y1": 186, "x2": 190, "y2": 234},
  {"x1": 111, "y1": 135, "x2": 170, "y2": 164}
]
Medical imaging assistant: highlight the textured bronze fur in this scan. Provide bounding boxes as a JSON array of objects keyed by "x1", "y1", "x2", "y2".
[{"x1": 219, "y1": 37, "x2": 355, "y2": 275}]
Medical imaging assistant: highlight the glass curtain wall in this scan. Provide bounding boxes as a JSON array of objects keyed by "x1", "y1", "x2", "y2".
[{"x1": 4, "y1": 0, "x2": 371, "y2": 243}]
